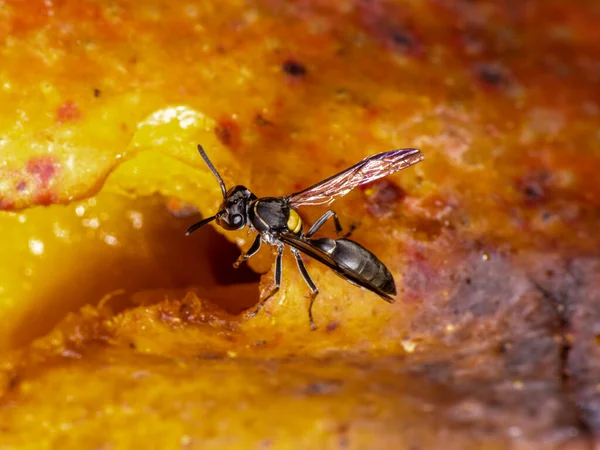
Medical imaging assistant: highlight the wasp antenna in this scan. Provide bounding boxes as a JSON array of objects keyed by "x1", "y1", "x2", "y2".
[
  {"x1": 185, "y1": 215, "x2": 217, "y2": 235},
  {"x1": 197, "y1": 145, "x2": 227, "y2": 198}
]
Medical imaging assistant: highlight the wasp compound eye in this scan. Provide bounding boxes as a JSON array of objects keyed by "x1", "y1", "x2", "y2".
[{"x1": 217, "y1": 212, "x2": 245, "y2": 230}]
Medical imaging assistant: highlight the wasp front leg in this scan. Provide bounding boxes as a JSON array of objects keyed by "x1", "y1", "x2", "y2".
[
  {"x1": 305, "y1": 210, "x2": 355, "y2": 239},
  {"x1": 233, "y1": 234, "x2": 262, "y2": 268},
  {"x1": 247, "y1": 243, "x2": 283, "y2": 317}
]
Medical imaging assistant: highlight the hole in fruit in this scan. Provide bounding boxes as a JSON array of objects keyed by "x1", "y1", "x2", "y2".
[{"x1": 3, "y1": 193, "x2": 260, "y2": 349}]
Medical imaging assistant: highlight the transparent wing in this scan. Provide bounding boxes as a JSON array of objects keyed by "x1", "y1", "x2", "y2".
[
  {"x1": 278, "y1": 232, "x2": 395, "y2": 302},
  {"x1": 286, "y1": 148, "x2": 423, "y2": 207}
]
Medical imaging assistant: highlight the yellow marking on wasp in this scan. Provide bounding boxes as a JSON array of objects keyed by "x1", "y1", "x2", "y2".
[
  {"x1": 287, "y1": 209, "x2": 303, "y2": 234},
  {"x1": 253, "y1": 202, "x2": 269, "y2": 229}
]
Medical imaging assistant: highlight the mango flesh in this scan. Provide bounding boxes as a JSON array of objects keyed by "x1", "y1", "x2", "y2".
[{"x1": 0, "y1": 0, "x2": 599, "y2": 448}]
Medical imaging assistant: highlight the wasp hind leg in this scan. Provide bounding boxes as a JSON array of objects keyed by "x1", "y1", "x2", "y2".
[
  {"x1": 233, "y1": 234, "x2": 262, "y2": 268},
  {"x1": 305, "y1": 210, "x2": 356, "y2": 239},
  {"x1": 247, "y1": 243, "x2": 283, "y2": 318},
  {"x1": 290, "y1": 247, "x2": 319, "y2": 330}
]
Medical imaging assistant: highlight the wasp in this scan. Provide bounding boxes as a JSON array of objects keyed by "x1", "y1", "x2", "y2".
[{"x1": 186, "y1": 145, "x2": 424, "y2": 329}]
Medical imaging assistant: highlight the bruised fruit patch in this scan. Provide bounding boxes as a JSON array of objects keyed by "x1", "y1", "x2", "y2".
[
  {"x1": 362, "y1": 180, "x2": 406, "y2": 218},
  {"x1": 0, "y1": 157, "x2": 60, "y2": 209},
  {"x1": 26, "y1": 157, "x2": 57, "y2": 189}
]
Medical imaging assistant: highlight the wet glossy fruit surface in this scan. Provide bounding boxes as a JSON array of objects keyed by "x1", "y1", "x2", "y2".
[{"x1": 0, "y1": 0, "x2": 599, "y2": 448}]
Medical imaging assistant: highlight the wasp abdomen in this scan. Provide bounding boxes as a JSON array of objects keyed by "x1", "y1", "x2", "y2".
[{"x1": 309, "y1": 238, "x2": 396, "y2": 296}]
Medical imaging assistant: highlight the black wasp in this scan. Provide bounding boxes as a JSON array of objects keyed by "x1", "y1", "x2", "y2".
[{"x1": 186, "y1": 145, "x2": 424, "y2": 329}]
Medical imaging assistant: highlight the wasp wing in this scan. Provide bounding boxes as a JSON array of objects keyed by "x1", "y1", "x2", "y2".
[
  {"x1": 286, "y1": 148, "x2": 423, "y2": 207},
  {"x1": 278, "y1": 232, "x2": 395, "y2": 302}
]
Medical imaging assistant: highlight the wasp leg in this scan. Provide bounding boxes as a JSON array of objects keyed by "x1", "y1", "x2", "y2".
[
  {"x1": 290, "y1": 247, "x2": 319, "y2": 330},
  {"x1": 233, "y1": 234, "x2": 262, "y2": 268},
  {"x1": 248, "y1": 244, "x2": 283, "y2": 318},
  {"x1": 305, "y1": 210, "x2": 354, "y2": 238}
]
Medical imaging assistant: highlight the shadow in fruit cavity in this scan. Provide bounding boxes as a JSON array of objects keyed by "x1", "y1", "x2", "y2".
[{"x1": 6, "y1": 194, "x2": 260, "y2": 350}]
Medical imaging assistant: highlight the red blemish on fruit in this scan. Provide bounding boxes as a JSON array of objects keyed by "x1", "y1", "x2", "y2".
[
  {"x1": 363, "y1": 107, "x2": 380, "y2": 120},
  {"x1": 16, "y1": 180, "x2": 27, "y2": 192},
  {"x1": 33, "y1": 191, "x2": 57, "y2": 206},
  {"x1": 402, "y1": 244, "x2": 437, "y2": 303},
  {"x1": 215, "y1": 120, "x2": 241, "y2": 148},
  {"x1": 26, "y1": 157, "x2": 57, "y2": 188},
  {"x1": 0, "y1": 197, "x2": 15, "y2": 211},
  {"x1": 24, "y1": 157, "x2": 60, "y2": 206},
  {"x1": 56, "y1": 101, "x2": 82, "y2": 123},
  {"x1": 326, "y1": 322, "x2": 339, "y2": 333}
]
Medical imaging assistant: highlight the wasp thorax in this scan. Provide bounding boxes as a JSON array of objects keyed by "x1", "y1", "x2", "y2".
[{"x1": 216, "y1": 185, "x2": 255, "y2": 230}]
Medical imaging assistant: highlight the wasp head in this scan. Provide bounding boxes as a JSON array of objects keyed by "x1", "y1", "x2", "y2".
[
  {"x1": 185, "y1": 145, "x2": 257, "y2": 236},
  {"x1": 216, "y1": 185, "x2": 255, "y2": 230}
]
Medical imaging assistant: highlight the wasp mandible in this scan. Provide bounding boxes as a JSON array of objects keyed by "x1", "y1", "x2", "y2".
[{"x1": 186, "y1": 145, "x2": 424, "y2": 329}]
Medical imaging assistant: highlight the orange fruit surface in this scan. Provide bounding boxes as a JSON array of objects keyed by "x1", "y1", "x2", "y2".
[{"x1": 0, "y1": 0, "x2": 599, "y2": 448}]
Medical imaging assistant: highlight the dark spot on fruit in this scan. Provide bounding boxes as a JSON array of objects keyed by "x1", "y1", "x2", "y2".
[
  {"x1": 8, "y1": 374, "x2": 19, "y2": 390},
  {"x1": 93, "y1": 88, "x2": 101, "y2": 97},
  {"x1": 254, "y1": 114, "x2": 273, "y2": 126},
  {"x1": 304, "y1": 379, "x2": 342, "y2": 395},
  {"x1": 390, "y1": 29, "x2": 421, "y2": 56},
  {"x1": 524, "y1": 183, "x2": 544, "y2": 199},
  {"x1": 477, "y1": 64, "x2": 505, "y2": 86},
  {"x1": 497, "y1": 341, "x2": 512, "y2": 355},
  {"x1": 282, "y1": 59, "x2": 307, "y2": 77},
  {"x1": 516, "y1": 172, "x2": 551, "y2": 205},
  {"x1": 364, "y1": 180, "x2": 406, "y2": 218},
  {"x1": 465, "y1": 277, "x2": 472, "y2": 285},
  {"x1": 326, "y1": 321, "x2": 339, "y2": 332},
  {"x1": 129, "y1": 342, "x2": 136, "y2": 349},
  {"x1": 56, "y1": 100, "x2": 81, "y2": 123},
  {"x1": 391, "y1": 30, "x2": 414, "y2": 48},
  {"x1": 197, "y1": 353, "x2": 222, "y2": 360},
  {"x1": 16, "y1": 180, "x2": 27, "y2": 192},
  {"x1": 215, "y1": 120, "x2": 241, "y2": 148}
]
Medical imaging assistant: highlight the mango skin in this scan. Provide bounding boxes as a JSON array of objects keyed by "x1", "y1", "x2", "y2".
[{"x1": 0, "y1": 0, "x2": 599, "y2": 448}]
